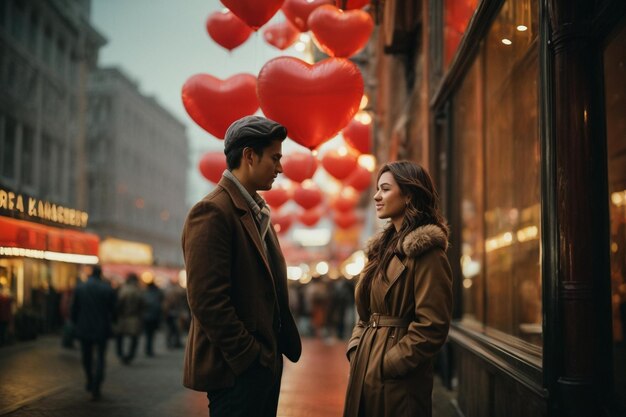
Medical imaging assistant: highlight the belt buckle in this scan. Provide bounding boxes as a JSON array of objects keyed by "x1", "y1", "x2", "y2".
[{"x1": 371, "y1": 313, "x2": 380, "y2": 328}]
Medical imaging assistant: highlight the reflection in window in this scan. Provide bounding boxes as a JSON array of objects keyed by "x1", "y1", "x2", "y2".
[
  {"x1": 604, "y1": 21, "x2": 626, "y2": 409},
  {"x1": 455, "y1": 59, "x2": 484, "y2": 324},
  {"x1": 453, "y1": 0, "x2": 541, "y2": 346},
  {"x1": 443, "y1": 0, "x2": 478, "y2": 69}
]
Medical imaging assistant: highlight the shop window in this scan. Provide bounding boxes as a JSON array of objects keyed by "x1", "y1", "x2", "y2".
[
  {"x1": 454, "y1": 0, "x2": 541, "y2": 346},
  {"x1": 443, "y1": 0, "x2": 478, "y2": 69},
  {"x1": 604, "y1": 20, "x2": 626, "y2": 409}
]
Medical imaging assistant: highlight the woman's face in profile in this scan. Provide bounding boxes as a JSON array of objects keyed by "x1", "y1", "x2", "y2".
[{"x1": 373, "y1": 171, "x2": 406, "y2": 222}]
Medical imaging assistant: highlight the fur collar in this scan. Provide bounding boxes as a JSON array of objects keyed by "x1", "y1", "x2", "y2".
[{"x1": 365, "y1": 224, "x2": 448, "y2": 258}]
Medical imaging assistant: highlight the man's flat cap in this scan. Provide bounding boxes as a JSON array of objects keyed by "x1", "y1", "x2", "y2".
[{"x1": 223, "y1": 116, "x2": 287, "y2": 154}]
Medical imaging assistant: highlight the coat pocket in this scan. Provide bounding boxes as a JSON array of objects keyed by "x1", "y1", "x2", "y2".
[{"x1": 381, "y1": 328, "x2": 400, "y2": 380}]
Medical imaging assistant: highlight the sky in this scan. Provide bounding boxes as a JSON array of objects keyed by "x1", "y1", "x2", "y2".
[{"x1": 90, "y1": 0, "x2": 309, "y2": 205}]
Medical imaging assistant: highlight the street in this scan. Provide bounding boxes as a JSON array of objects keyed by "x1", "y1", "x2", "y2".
[{"x1": 0, "y1": 334, "x2": 458, "y2": 417}]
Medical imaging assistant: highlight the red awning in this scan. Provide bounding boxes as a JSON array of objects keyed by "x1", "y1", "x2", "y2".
[{"x1": 0, "y1": 216, "x2": 99, "y2": 256}]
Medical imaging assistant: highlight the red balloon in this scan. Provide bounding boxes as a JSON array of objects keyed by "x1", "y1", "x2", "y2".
[
  {"x1": 308, "y1": 5, "x2": 374, "y2": 58},
  {"x1": 263, "y1": 19, "x2": 300, "y2": 50},
  {"x1": 260, "y1": 184, "x2": 291, "y2": 209},
  {"x1": 335, "y1": 0, "x2": 369, "y2": 9},
  {"x1": 293, "y1": 181, "x2": 323, "y2": 209},
  {"x1": 206, "y1": 10, "x2": 253, "y2": 51},
  {"x1": 182, "y1": 73, "x2": 259, "y2": 139},
  {"x1": 334, "y1": 211, "x2": 358, "y2": 229},
  {"x1": 282, "y1": 0, "x2": 333, "y2": 32},
  {"x1": 332, "y1": 189, "x2": 359, "y2": 212},
  {"x1": 342, "y1": 116, "x2": 372, "y2": 154},
  {"x1": 298, "y1": 207, "x2": 324, "y2": 227},
  {"x1": 271, "y1": 211, "x2": 294, "y2": 234},
  {"x1": 198, "y1": 151, "x2": 227, "y2": 184},
  {"x1": 282, "y1": 152, "x2": 318, "y2": 183},
  {"x1": 220, "y1": 0, "x2": 284, "y2": 30},
  {"x1": 344, "y1": 165, "x2": 372, "y2": 191},
  {"x1": 258, "y1": 57, "x2": 363, "y2": 150},
  {"x1": 321, "y1": 149, "x2": 358, "y2": 180}
]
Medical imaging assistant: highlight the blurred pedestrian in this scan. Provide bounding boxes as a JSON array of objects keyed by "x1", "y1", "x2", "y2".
[
  {"x1": 182, "y1": 116, "x2": 301, "y2": 417},
  {"x1": 343, "y1": 161, "x2": 453, "y2": 417},
  {"x1": 71, "y1": 265, "x2": 116, "y2": 400},
  {"x1": 115, "y1": 273, "x2": 144, "y2": 364},
  {"x1": 142, "y1": 276, "x2": 163, "y2": 357},
  {"x1": 163, "y1": 277, "x2": 186, "y2": 349},
  {"x1": 0, "y1": 282, "x2": 14, "y2": 345}
]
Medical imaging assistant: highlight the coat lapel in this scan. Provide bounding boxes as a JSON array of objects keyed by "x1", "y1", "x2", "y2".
[
  {"x1": 218, "y1": 178, "x2": 275, "y2": 283},
  {"x1": 383, "y1": 255, "x2": 406, "y2": 299}
]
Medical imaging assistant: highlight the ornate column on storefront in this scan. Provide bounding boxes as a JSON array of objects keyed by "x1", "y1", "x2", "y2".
[{"x1": 547, "y1": 1, "x2": 614, "y2": 416}]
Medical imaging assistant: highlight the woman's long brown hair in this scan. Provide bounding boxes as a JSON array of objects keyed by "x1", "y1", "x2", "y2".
[{"x1": 355, "y1": 161, "x2": 448, "y2": 316}]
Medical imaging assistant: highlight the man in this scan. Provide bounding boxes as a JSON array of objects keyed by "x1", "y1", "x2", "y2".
[
  {"x1": 182, "y1": 115, "x2": 302, "y2": 417},
  {"x1": 71, "y1": 265, "x2": 116, "y2": 400}
]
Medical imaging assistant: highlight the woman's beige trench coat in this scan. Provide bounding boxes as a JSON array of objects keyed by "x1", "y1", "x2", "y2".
[{"x1": 343, "y1": 224, "x2": 453, "y2": 417}]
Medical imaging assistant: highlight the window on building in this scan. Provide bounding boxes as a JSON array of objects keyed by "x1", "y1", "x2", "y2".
[
  {"x1": 56, "y1": 38, "x2": 66, "y2": 79},
  {"x1": 42, "y1": 25, "x2": 53, "y2": 65},
  {"x1": 28, "y1": 11, "x2": 39, "y2": 54},
  {"x1": 604, "y1": 20, "x2": 626, "y2": 409},
  {"x1": 21, "y1": 125, "x2": 34, "y2": 187},
  {"x1": 453, "y1": 0, "x2": 541, "y2": 347},
  {"x1": 2, "y1": 116, "x2": 17, "y2": 179},
  {"x1": 10, "y1": 0, "x2": 26, "y2": 42}
]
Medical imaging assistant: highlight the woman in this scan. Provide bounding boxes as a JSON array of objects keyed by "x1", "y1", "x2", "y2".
[{"x1": 343, "y1": 161, "x2": 453, "y2": 417}]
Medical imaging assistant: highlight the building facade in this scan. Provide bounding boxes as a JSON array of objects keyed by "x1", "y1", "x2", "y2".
[
  {"x1": 365, "y1": 0, "x2": 626, "y2": 415},
  {"x1": 86, "y1": 67, "x2": 188, "y2": 271},
  {"x1": 0, "y1": 0, "x2": 104, "y2": 338}
]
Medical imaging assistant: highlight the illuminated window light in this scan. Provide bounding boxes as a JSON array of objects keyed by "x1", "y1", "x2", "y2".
[{"x1": 501, "y1": 38, "x2": 513, "y2": 45}]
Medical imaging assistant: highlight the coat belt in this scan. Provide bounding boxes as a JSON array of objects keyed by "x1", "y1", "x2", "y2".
[{"x1": 367, "y1": 313, "x2": 411, "y2": 328}]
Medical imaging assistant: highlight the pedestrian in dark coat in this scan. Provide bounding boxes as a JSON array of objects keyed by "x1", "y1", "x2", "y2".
[
  {"x1": 344, "y1": 161, "x2": 453, "y2": 417},
  {"x1": 182, "y1": 116, "x2": 301, "y2": 417},
  {"x1": 71, "y1": 265, "x2": 116, "y2": 400}
]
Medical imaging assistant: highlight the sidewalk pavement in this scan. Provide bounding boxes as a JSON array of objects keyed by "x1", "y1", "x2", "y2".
[{"x1": 0, "y1": 335, "x2": 459, "y2": 417}]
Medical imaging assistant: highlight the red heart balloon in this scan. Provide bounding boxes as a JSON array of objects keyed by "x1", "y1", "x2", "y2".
[
  {"x1": 206, "y1": 10, "x2": 253, "y2": 51},
  {"x1": 282, "y1": 152, "x2": 318, "y2": 183},
  {"x1": 335, "y1": 0, "x2": 370, "y2": 9},
  {"x1": 258, "y1": 57, "x2": 363, "y2": 150},
  {"x1": 332, "y1": 188, "x2": 359, "y2": 212},
  {"x1": 271, "y1": 211, "x2": 294, "y2": 234},
  {"x1": 342, "y1": 116, "x2": 372, "y2": 154},
  {"x1": 182, "y1": 73, "x2": 259, "y2": 139},
  {"x1": 260, "y1": 184, "x2": 291, "y2": 209},
  {"x1": 334, "y1": 211, "x2": 358, "y2": 229},
  {"x1": 293, "y1": 180, "x2": 323, "y2": 209},
  {"x1": 344, "y1": 165, "x2": 372, "y2": 191},
  {"x1": 282, "y1": 0, "x2": 333, "y2": 32},
  {"x1": 308, "y1": 5, "x2": 374, "y2": 58},
  {"x1": 220, "y1": 0, "x2": 284, "y2": 30},
  {"x1": 321, "y1": 149, "x2": 358, "y2": 180},
  {"x1": 198, "y1": 151, "x2": 227, "y2": 184},
  {"x1": 298, "y1": 207, "x2": 324, "y2": 226},
  {"x1": 263, "y1": 19, "x2": 300, "y2": 50}
]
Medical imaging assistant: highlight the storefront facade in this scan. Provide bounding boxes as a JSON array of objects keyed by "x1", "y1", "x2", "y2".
[
  {"x1": 366, "y1": 0, "x2": 625, "y2": 415},
  {"x1": 0, "y1": 185, "x2": 98, "y2": 340}
]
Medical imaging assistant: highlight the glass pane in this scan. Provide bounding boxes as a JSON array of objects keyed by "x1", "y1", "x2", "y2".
[
  {"x1": 604, "y1": 21, "x2": 626, "y2": 409},
  {"x1": 455, "y1": 59, "x2": 485, "y2": 324},
  {"x1": 483, "y1": 0, "x2": 541, "y2": 345},
  {"x1": 443, "y1": 0, "x2": 479, "y2": 69}
]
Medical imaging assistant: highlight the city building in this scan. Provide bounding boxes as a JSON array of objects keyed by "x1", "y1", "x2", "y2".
[
  {"x1": 365, "y1": 0, "x2": 626, "y2": 416},
  {"x1": 0, "y1": 0, "x2": 105, "y2": 336},
  {"x1": 86, "y1": 67, "x2": 188, "y2": 282}
]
